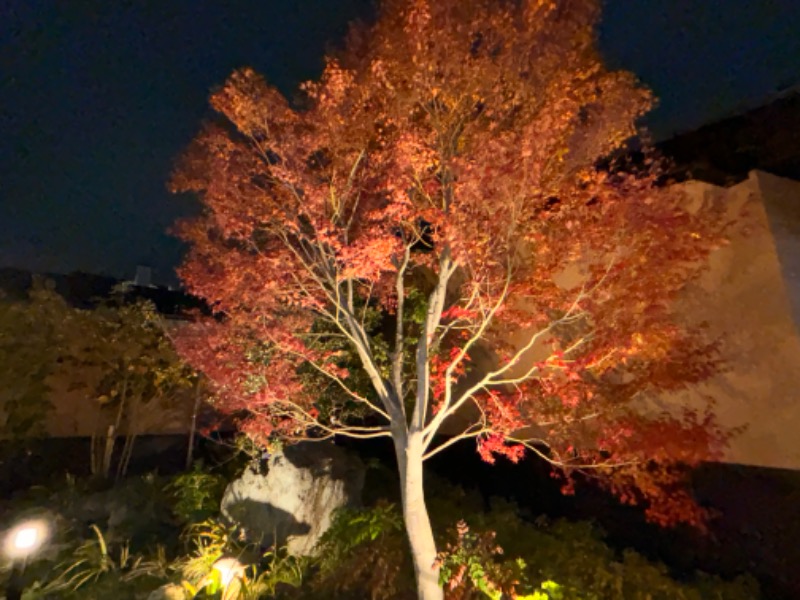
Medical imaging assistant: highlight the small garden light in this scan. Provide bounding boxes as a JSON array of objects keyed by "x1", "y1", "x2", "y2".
[
  {"x1": 3, "y1": 518, "x2": 51, "y2": 600},
  {"x1": 212, "y1": 556, "x2": 245, "y2": 587},
  {"x1": 3, "y1": 519, "x2": 50, "y2": 562},
  {"x1": 184, "y1": 556, "x2": 247, "y2": 599}
]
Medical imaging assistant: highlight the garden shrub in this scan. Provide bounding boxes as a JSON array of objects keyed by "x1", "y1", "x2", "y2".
[
  {"x1": 0, "y1": 464, "x2": 760, "y2": 599},
  {"x1": 166, "y1": 462, "x2": 227, "y2": 525}
]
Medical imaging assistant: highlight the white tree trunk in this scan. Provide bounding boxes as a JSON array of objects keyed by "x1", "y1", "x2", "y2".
[{"x1": 396, "y1": 432, "x2": 443, "y2": 600}]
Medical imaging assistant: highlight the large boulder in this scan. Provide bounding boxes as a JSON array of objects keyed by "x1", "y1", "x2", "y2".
[{"x1": 220, "y1": 442, "x2": 365, "y2": 556}]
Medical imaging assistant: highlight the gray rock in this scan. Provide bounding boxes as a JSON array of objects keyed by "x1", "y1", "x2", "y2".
[{"x1": 220, "y1": 442, "x2": 365, "y2": 556}]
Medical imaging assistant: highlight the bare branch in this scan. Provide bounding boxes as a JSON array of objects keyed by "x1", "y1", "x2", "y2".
[
  {"x1": 507, "y1": 436, "x2": 639, "y2": 471},
  {"x1": 422, "y1": 425, "x2": 492, "y2": 461}
]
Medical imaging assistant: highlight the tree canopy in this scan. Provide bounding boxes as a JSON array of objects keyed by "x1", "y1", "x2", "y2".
[{"x1": 171, "y1": 0, "x2": 731, "y2": 595}]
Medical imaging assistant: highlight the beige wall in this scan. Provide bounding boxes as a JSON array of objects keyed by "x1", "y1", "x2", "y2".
[
  {"x1": 41, "y1": 374, "x2": 195, "y2": 438},
  {"x1": 755, "y1": 170, "x2": 800, "y2": 330},
  {"x1": 641, "y1": 171, "x2": 800, "y2": 469}
]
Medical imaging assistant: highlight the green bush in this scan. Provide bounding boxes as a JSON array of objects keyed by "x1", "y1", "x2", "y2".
[
  {"x1": 467, "y1": 500, "x2": 760, "y2": 600},
  {"x1": 165, "y1": 462, "x2": 228, "y2": 525},
  {"x1": 311, "y1": 500, "x2": 413, "y2": 599}
]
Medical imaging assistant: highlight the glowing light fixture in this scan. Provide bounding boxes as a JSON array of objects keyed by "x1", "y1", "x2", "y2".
[
  {"x1": 3, "y1": 519, "x2": 50, "y2": 561},
  {"x1": 212, "y1": 557, "x2": 245, "y2": 587}
]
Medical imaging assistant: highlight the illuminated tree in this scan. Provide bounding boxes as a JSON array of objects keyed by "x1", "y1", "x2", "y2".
[{"x1": 171, "y1": 1, "x2": 730, "y2": 597}]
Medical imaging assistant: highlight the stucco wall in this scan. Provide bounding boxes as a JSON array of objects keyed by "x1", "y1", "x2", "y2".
[
  {"x1": 40, "y1": 372, "x2": 196, "y2": 438},
  {"x1": 680, "y1": 171, "x2": 800, "y2": 469},
  {"x1": 627, "y1": 171, "x2": 800, "y2": 469},
  {"x1": 754, "y1": 170, "x2": 800, "y2": 330}
]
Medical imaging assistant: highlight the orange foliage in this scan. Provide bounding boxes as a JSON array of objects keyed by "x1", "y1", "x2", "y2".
[{"x1": 171, "y1": 0, "x2": 731, "y2": 527}]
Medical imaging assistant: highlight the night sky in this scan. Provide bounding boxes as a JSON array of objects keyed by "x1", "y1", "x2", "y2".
[{"x1": 2, "y1": 1, "x2": 799, "y2": 285}]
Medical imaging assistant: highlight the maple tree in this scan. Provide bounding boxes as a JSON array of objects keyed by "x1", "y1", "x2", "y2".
[{"x1": 170, "y1": 0, "x2": 731, "y2": 597}]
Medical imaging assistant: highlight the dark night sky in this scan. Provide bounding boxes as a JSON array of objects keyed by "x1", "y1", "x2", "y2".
[{"x1": 2, "y1": 1, "x2": 799, "y2": 285}]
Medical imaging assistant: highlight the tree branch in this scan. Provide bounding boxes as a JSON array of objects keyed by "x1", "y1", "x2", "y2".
[
  {"x1": 422, "y1": 425, "x2": 492, "y2": 461},
  {"x1": 412, "y1": 250, "x2": 455, "y2": 432},
  {"x1": 422, "y1": 266, "x2": 512, "y2": 446},
  {"x1": 392, "y1": 242, "x2": 412, "y2": 413}
]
